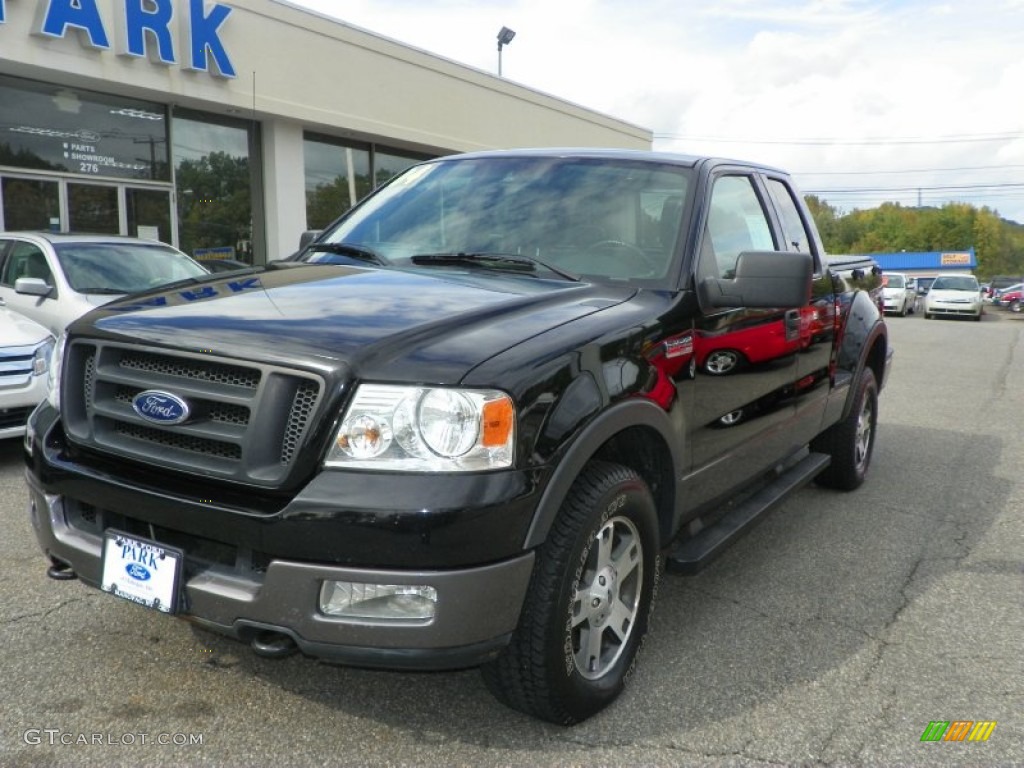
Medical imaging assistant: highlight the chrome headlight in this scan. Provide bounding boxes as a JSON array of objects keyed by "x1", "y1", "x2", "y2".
[
  {"x1": 45, "y1": 334, "x2": 66, "y2": 411},
  {"x1": 32, "y1": 338, "x2": 55, "y2": 376},
  {"x1": 326, "y1": 384, "x2": 515, "y2": 471}
]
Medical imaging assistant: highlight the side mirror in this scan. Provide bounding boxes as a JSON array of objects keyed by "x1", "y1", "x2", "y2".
[
  {"x1": 15, "y1": 277, "x2": 52, "y2": 297},
  {"x1": 701, "y1": 251, "x2": 812, "y2": 309},
  {"x1": 298, "y1": 230, "x2": 322, "y2": 250}
]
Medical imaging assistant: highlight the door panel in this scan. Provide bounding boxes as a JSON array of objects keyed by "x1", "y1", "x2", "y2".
[{"x1": 687, "y1": 174, "x2": 799, "y2": 506}]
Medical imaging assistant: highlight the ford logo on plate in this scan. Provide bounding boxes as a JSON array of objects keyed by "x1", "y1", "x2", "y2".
[
  {"x1": 126, "y1": 563, "x2": 151, "y2": 581},
  {"x1": 132, "y1": 390, "x2": 191, "y2": 426}
]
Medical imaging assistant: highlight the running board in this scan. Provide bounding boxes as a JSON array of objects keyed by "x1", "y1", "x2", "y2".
[{"x1": 666, "y1": 451, "x2": 831, "y2": 575}]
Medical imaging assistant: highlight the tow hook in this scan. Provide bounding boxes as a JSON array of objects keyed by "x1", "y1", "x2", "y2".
[
  {"x1": 46, "y1": 559, "x2": 77, "y2": 581},
  {"x1": 250, "y1": 630, "x2": 298, "y2": 659}
]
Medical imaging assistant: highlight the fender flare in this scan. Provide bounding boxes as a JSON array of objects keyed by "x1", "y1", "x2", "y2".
[
  {"x1": 836, "y1": 292, "x2": 890, "y2": 419},
  {"x1": 522, "y1": 398, "x2": 683, "y2": 550}
]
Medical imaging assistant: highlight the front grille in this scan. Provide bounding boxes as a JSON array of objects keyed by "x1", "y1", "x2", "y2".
[
  {"x1": 0, "y1": 343, "x2": 38, "y2": 388},
  {"x1": 119, "y1": 351, "x2": 261, "y2": 389},
  {"x1": 115, "y1": 422, "x2": 243, "y2": 460},
  {"x1": 63, "y1": 341, "x2": 325, "y2": 487}
]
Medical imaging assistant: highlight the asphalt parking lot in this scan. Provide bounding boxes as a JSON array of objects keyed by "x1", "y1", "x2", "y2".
[{"x1": 1, "y1": 309, "x2": 1021, "y2": 767}]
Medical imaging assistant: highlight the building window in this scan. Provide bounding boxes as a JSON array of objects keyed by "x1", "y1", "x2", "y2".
[
  {"x1": 0, "y1": 74, "x2": 168, "y2": 182},
  {"x1": 373, "y1": 150, "x2": 425, "y2": 188},
  {"x1": 1, "y1": 177, "x2": 59, "y2": 230},
  {"x1": 172, "y1": 112, "x2": 258, "y2": 263},
  {"x1": 303, "y1": 134, "x2": 431, "y2": 230},
  {"x1": 303, "y1": 137, "x2": 370, "y2": 231}
]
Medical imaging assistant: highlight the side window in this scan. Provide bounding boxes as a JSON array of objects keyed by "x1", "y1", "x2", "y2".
[
  {"x1": 766, "y1": 178, "x2": 813, "y2": 253},
  {"x1": 1, "y1": 242, "x2": 53, "y2": 287},
  {"x1": 702, "y1": 175, "x2": 775, "y2": 278},
  {"x1": 0, "y1": 240, "x2": 9, "y2": 283}
]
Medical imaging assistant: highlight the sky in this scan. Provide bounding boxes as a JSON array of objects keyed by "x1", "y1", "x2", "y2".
[{"x1": 289, "y1": 0, "x2": 1024, "y2": 225}]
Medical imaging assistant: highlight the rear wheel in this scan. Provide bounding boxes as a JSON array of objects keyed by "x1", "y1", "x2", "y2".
[
  {"x1": 482, "y1": 460, "x2": 660, "y2": 724},
  {"x1": 1011, "y1": 299, "x2": 1021, "y2": 313},
  {"x1": 812, "y1": 367, "x2": 878, "y2": 490},
  {"x1": 705, "y1": 349, "x2": 742, "y2": 375}
]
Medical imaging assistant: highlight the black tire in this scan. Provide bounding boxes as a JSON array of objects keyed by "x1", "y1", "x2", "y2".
[
  {"x1": 812, "y1": 367, "x2": 878, "y2": 491},
  {"x1": 924, "y1": 312, "x2": 932, "y2": 320},
  {"x1": 1011, "y1": 300, "x2": 1021, "y2": 314},
  {"x1": 481, "y1": 460, "x2": 660, "y2": 724}
]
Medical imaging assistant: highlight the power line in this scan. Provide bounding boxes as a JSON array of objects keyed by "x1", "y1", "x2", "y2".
[
  {"x1": 795, "y1": 163, "x2": 1024, "y2": 176},
  {"x1": 804, "y1": 182, "x2": 1024, "y2": 195}
]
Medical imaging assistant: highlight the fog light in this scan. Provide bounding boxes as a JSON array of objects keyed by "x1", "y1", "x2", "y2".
[{"x1": 320, "y1": 581, "x2": 437, "y2": 621}]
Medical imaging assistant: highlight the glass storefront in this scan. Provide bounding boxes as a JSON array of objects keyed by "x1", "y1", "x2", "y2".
[
  {"x1": 0, "y1": 75, "x2": 176, "y2": 242},
  {"x1": 1, "y1": 74, "x2": 426, "y2": 262}
]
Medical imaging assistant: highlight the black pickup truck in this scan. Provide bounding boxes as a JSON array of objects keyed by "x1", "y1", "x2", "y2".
[{"x1": 24, "y1": 149, "x2": 890, "y2": 724}]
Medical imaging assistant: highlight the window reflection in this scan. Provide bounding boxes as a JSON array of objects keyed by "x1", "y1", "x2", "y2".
[
  {"x1": 302, "y1": 135, "x2": 429, "y2": 229},
  {"x1": 2, "y1": 177, "x2": 59, "y2": 230},
  {"x1": 0, "y1": 74, "x2": 168, "y2": 181},
  {"x1": 173, "y1": 114, "x2": 254, "y2": 263},
  {"x1": 68, "y1": 183, "x2": 118, "y2": 234}
]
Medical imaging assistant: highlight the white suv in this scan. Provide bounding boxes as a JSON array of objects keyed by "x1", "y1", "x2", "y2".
[
  {"x1": 0, "y1": 232, "x2": 208, "y2": 338},
  {"x1": 880, "y1": 272, "x2": 916, "y2": 316},
  {"x1": 0, "y1": 303, "x2": 53, "y2": 440}
]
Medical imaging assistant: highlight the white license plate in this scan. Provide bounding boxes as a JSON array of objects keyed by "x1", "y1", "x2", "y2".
[{"x1": 101, "y1": 530, "x2": 183, "y2": 614}]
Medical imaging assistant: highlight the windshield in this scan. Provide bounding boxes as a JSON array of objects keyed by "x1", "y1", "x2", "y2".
[
  {"x1": 931, "y1": 275, "x2": 979, "y2": 291},
  {"x1": 306, "y1": 156, "x2": 693, "y2": 283},
  {"x1": 55, "y1": 243, "x2": 208, "y2": 294}
]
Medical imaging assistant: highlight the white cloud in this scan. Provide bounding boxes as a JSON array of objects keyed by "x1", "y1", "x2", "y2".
[{"x1": 288, "y1": 0, "x2": 1024, "y2": 222}]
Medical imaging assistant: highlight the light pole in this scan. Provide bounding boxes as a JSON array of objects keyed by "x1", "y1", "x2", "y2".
[{"x1": 497, "y1": 26, "x2": 516, "y2": 76}]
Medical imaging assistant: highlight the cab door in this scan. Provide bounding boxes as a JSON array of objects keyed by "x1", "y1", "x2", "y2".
[
  {"x1": 687, "y1": 171, "x2": 801, "y2": 505},
  {"x1": 761, "y1": 175, "x2": 834, "y2": 444}
]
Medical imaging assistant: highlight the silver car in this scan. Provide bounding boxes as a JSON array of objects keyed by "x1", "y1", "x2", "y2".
[
  {"x1": 0, "y1": 232, "x2": 208, "y2": 337},
  {"x1": 0, "y1": 303, "x2": 53, "y2": 440}
]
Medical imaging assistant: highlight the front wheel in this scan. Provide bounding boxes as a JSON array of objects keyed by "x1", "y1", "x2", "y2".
[
  {"x1": 482, "y1": 461, "x2": 660, "y2": 724},
  {"x1": 812, "y1": 366, "x2": 878, "y2": 490},
  {"x1": 1011, "y1": 299, "x2": 1021, "y2": 314}
]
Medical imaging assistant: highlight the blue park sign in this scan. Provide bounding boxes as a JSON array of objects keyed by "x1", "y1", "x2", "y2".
[{"x1": 0, "y1": 0, "x2": 236, "y2": 79}]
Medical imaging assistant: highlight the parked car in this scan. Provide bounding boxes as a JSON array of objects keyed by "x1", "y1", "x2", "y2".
[
  {"x1": 880, "y1": 272, "x2": 915, "y2": 316},
  {"x1": 923, "y1": 274, "x2": 983, "y2": 321},
  {"x1": 985, "y1": 275, "x2": 1024, "y2": 299},
  {"x1": 0, "y1": 303, "x2": 53, "y2": 440},
  {"x1": 0, "y1": 232, "x2": 209, "y2": 337},
  {"x1": 993, "y1": 284, "x2": 1023, "y2": 313}
]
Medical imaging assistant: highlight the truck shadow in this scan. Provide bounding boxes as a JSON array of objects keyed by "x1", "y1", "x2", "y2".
[{"x1": 224, "y1": 421, "x2": 1011, "y2": 752}]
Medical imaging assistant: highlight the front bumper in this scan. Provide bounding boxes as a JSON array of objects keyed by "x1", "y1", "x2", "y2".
[
  {"x1": 24, "y1": 407, "x2": 538, "y2": 670},
  {"x1": 925, "y1": 301, "x2": 981, "y2": 317}
]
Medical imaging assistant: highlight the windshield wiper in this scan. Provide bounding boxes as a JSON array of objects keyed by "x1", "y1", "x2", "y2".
[
  {"x1": 305, "y1": 243, "x2": 388, "y2": 266},
  {"x1": 77, "y1": 287, "x2": 128, "y2": 295},
  {"x1": 411, "y1": 252, "x2": 579, "y2": 281}
]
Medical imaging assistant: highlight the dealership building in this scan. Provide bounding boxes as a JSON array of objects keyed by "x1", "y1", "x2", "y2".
[{"x1": 0, "y1": 0, "x2": 650, "y2": 264}]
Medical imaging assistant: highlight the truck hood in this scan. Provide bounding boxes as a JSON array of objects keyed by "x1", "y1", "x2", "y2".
[{"x1": 79, "y1": 264, "x2": 633, "y2": 382}]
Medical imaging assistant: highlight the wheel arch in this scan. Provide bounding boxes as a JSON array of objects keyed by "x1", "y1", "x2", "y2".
[{"x1": 523, "y1": 399, "x2": 681, "y2": 550}]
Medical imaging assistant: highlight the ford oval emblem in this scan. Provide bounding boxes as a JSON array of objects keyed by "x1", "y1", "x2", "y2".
[
  {"x1": 126, "y1": 563, "x2": 151, "y2": 581},
  {"x1": 132, "y1": 390, "x2": 191, "y2": 426}
]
